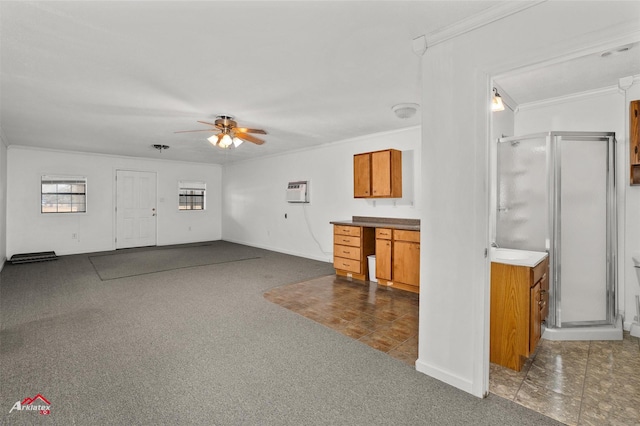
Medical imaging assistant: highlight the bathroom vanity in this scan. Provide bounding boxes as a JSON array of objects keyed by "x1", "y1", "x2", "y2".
[{"x1": 490, "y1": 248, "x2": 549, "y2": 371}]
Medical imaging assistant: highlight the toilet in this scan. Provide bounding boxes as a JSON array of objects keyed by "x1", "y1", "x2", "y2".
[{"x1": 632, "y1": 255, "x2": 640, "y2": 338}]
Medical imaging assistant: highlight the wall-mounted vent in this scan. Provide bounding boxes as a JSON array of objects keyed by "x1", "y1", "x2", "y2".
[{"x1": 286, "y1": 181, "x2": 309, "y2": 203}]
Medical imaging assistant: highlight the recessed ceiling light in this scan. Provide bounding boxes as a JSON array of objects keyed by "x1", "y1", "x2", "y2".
[{"x1": 601, "y1": 45, "x2": 632, "y2": 57}]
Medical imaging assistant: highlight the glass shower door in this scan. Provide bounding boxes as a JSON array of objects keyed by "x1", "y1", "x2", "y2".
[{"x1": 554, "y1": 133, "x2": 616, "y2": 326}]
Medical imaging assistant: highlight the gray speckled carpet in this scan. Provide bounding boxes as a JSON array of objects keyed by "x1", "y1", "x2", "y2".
[{"x1": 0, "y1": 241, "x2": 562, "y2": 425}]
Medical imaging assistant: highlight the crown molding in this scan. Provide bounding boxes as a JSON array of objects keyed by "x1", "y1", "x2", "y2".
[
  {"x1": 516, "y1": 72, "x2": 640, "y2": 112},
  {"x1": 425, "y1": 0, "x2": 546, "y2": 48},
  {"x1": 516, "y1": 85, "x2": 620, "y2": 112},
  {"x1": 6, "y1": 144, "x2": 223, "y2": 168}
]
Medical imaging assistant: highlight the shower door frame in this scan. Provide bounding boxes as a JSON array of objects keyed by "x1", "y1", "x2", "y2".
[{"x1": 497, "y1": 131, "x2": 617, "y2": 329}]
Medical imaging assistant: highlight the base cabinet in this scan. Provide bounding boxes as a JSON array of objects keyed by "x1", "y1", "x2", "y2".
[
  {"x1": 333, "y1": 225, "x2": 374, "y2": 281},
  {"x1": 490, "y1": 257, "x2": 549, "y2": 371},
  {"x1": 376, "y1": 229, "x2": 420, "y2": 293},
  {"x1": 375, "y1": 228, "x2": 392, "y2": 281}
]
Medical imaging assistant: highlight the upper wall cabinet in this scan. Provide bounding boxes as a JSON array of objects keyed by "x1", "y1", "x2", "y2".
[
  {"x1": 631, "y1": 100, "x2": 640, "y2": 185},
  {"x1": 353, "y1": 149, "x2": 402, "y2": 198}
]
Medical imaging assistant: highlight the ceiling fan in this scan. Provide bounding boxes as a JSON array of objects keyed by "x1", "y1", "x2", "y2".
[{"x1": 175, "y1": 115, "x2": 267, "y2": 148}]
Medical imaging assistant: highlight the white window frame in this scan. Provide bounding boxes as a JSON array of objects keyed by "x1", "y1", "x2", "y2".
[
  {"x1": 178, "y1": 181, "x2": 206, "y2": 211},
  {"x1": 41, "y1": 175, "x2": 87, "y2": 214}
]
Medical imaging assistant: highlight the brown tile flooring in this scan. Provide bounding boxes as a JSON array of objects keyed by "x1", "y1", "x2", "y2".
[{"x1": 264, "y1": 275, "x2": 640, "y2": 426}]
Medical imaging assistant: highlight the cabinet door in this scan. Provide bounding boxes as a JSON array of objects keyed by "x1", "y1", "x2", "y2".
[
  {"x1": 530, "y1": 282, "x2": 541, "y2": 354},
  {"x1": 540, "y1": 272, "x2": 549, "y2": 321},
  {"x1": 353, "y1": 153, "x2": 371, "y2": 197},
  {"x1": 632, "y1": 100, "x2": 640, "y2": 165},
  {"x1": 375, "y1": 238, "x2": 392, "y2": 280},
  {"x1": 631, "y1": 100, "x2": 640, "y2": 185},
  {"x1": 393, "y1": 241, "x2": 420, "y2": 286},
  {"x1": 371, "y1": 150, "x2": 391, "y2": 197}
]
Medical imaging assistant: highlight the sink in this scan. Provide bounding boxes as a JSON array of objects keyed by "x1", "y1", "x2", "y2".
[
  {"x1": 490, "y1": 247, "x2": 548, "y2": 267},
  {"x1": 492, "y1": 249, "x2": 529, "y2": 260}
]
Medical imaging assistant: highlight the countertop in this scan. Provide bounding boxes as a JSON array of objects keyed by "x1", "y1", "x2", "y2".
[
  {"x1": 490, "y1": 247, "x2": 548, "y2": 268},
  {"x1": 330, "y1": 216, "x2": 420, "y2": 231}
]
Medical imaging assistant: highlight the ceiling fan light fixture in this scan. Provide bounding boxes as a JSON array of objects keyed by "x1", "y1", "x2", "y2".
[
  {"x1": 176, "y1": 115, "x2": 266, "y2": 148},
  {"x1": 219, "y1": 133, "x2": 233, "y2": 148},
  {"x1": 392, "y1": 103, "x2": 419, "y2": 119}
]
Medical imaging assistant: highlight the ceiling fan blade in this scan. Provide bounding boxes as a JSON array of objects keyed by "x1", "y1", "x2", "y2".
[
  {"x1": 197, "y1": 120, "x2": 219, "y2": 127},
  {"x1": 174, "y1": 129, "x2": 220, "y2": 133},
  {"x1": 235, "y1": 132, "x2": 265, "y2": 145},
  {"x1": 235, "y1": 127, "x2": 267, "y2": 135}
]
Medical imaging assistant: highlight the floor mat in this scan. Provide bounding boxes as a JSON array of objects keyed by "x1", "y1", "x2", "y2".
[{"x1": 89, "y1": 242, "x2": 262, "y2": 280}]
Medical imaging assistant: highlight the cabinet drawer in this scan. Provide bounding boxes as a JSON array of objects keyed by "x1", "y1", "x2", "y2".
[
  {"x1": 333, "y1": 257, "x2": 361, "y2": 274},
  {"x1": 376, "y1": 228, "x2": 393, "y2": 239},
  {"x1": 334, "y1": 244, "x2": 361, "y2": 261},
  {"x1": 334, "y1": 235, "x2": 361, "y2": 247},
  {"x1": 334, "y1": 225, "x2": 361, "y2": 237},
  {"x1": 531, "y1": 257, "x2": 549, "y2": 286},
  {"x1": 393, "y1": 230, "x2": 420, "y2": 243}
]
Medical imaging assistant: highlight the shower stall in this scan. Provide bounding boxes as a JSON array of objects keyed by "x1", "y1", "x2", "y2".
[{"x1": 495, "y1": 131, "x2": 620, "y2": 339}]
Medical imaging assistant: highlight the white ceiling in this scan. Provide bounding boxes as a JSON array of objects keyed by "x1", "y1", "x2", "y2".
[{"x1": 1, "y1": 2, "x2": 638, "y2": 164}]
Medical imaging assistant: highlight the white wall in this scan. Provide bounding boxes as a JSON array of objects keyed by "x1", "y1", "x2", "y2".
[
  {"x1": 0, "y1": 130, "x2": 7, "y2": 270},
  {"x1": 221, "y1": 127, "x2": 421, "y2": 262},
  {"x1": 6, "y1": 147, "x2": 222, "y2": 257},
  {"x1": 513, "y1": 88, "x2": 639, "y2": 328},
  {"x1": 417, "y1": 1, "x2": 639, "y2": 397}
]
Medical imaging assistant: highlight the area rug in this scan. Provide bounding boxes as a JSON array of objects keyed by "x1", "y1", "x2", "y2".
[{"x1": 89, "y1": 241, "x2": 262, "y2": 280}]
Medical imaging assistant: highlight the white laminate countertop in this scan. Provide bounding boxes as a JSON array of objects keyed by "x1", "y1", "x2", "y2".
[{"x1": 490, "y1": 247, "x2": 548, "y2": 268}]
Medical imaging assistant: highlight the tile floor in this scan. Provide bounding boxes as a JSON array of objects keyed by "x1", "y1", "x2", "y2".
[{"x1": 264, "y1": 275, "x2": 640, "y2": 426}]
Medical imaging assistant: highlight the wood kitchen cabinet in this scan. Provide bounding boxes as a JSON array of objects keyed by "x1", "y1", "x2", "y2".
[
  {"x1": 353, "y1": 153, "x2": 371, "y2": 197},
  {"x1": 376, "y1": 229, "x2": 420, "y2": 294},
  {"x1": 375, "y1": 228, "x2": 393, "y2": 281},
  {"x1": 490, "y1": 256, "x2": 549, "y2": 371},
  {"x1": 631, "y1": 100, "x2": 640, "y2": 185},
  {"x1": 353, "y1": 149, "x2": 402, "y2": 198},
  {"x1": 333, "y1": 225, "x2": 375, "y2": 282}
]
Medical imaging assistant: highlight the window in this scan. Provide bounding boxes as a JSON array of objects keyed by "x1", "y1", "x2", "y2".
[
  {"x1": 41, "y1": 176, "x2": 87, "y2": 213},
  {"x1": 179, "y1": 181, "x2": 206, "y2": 210}
]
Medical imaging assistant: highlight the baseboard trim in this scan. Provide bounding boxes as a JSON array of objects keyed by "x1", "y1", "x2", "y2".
[
  {"x1": 0, "y1": 257, "x2": 5, "y2": 273},
  {"x1": 415, "y1": 358, "x2": 475, "y2": 396},
  {"x1": 222, "y1": 238, "x2": 332, "y2": 264}
]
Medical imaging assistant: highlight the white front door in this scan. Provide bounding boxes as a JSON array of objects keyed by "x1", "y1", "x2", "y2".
[{"x1": 116, "y1": 170, "x2": 157, "y2": 249}]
